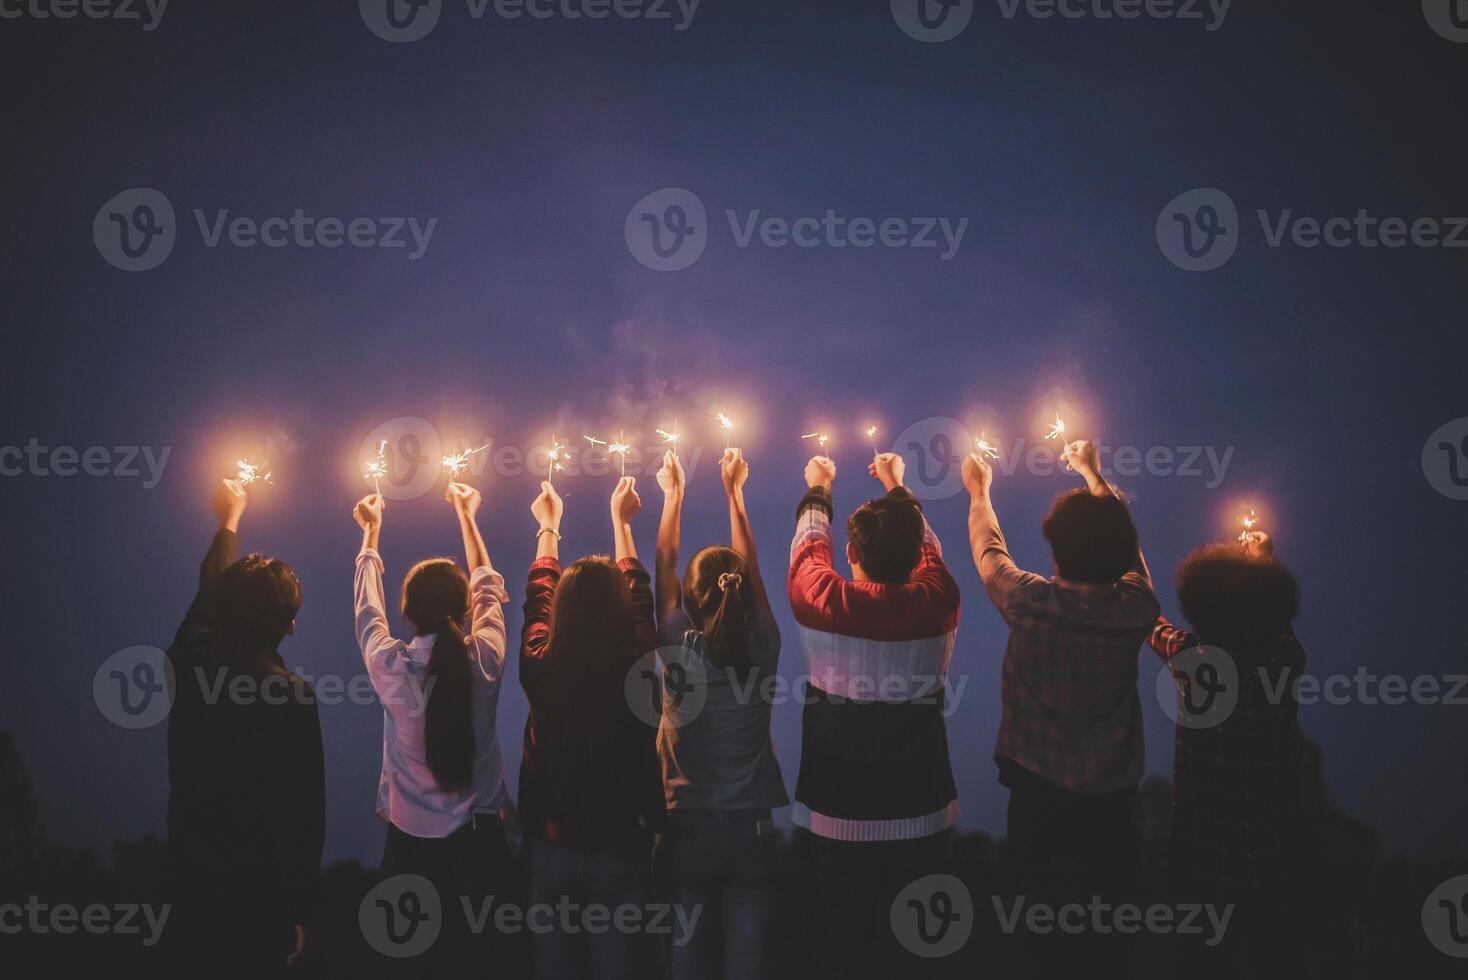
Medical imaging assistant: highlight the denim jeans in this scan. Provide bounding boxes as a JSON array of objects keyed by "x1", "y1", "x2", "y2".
[
  {"x1": 655, "y1": 809, "x2": 777, "y2": 980},
  {"x1": 526, "y1": 831, "x2": 655, "y2": 980}
]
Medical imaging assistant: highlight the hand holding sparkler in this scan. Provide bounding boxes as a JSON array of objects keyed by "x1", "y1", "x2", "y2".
[
  {"x1": 962, "y1": 451, "x2": 993, "y2": 498},
  {"x1": 531, "y1": 481, "x2": 563, "y2": 531},
  {"x1": 444, "y1": 481, "x2": 481, "y2": 519},
  {"x1": 804, "y1": 455, "x2": 836, "y2": 491},
  {"x1": 657, "y1": 449, "x2": 686, "y2": 499},
  {"x1": 1238, "y1": 509, "x2": 1274, "y2": 557},
  {"x1": 721, "y1": 447, "x2": 748, "y2": 498},
  {"x1": 868, "y1": 451, "x2": 906, "y2": 493},
  {"x1": 353, "y1": 491, "x2": 385, "y2": 552},
  {"x1": 212, "y1": 478, "x2": 248, "y2": 533},
  {"x1": 1062, "y1": 439, "x2": 1110, "y2": 497}
]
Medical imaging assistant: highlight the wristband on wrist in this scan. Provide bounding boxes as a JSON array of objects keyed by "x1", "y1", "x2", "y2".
[{"x1": 536, "y1": 526, "x2": 561, "y2": 540}]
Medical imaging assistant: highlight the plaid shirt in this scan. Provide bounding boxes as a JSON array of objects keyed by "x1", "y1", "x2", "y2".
[
  {"x1": 976, "y1": 519, "x2": 1160, "y2": 794},
  {"x1": 1149, "y1": 618, "x2": 1306, "y2": 898}
]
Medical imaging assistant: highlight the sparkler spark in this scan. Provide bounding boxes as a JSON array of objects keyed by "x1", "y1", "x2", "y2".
[
  {"x1": 235, "y1": 458, "x2": 272, "y2": 487},
  {"x1": 802, "y1": 431, "x2": 831, "y2": 450},
  {"x1": 1044, "y1": 412, "x2": 1067, "y2": 441},
  {"x1": 865, "y1": 425, "x2": 879, "y2": 456},
  {"x1": 714, "y1": 413, "x2": 735, "y2": 450},
  {"x1": 975, "y1": 433, "x2": 1001, "y2": 460},
  {"x1": 1239, "y1": 508, "x2": 1258, "y2": 544},
  {"x1": 546, "y1": 435, "x2": 566, "y2": 488},
  {"x1": 441, "y1": 441, "x2": 491, "y2": 479},
  {"x1": 363, "y1": 440, "x2": 389, "y2": 495},
  {"x1": 655, "y1": 421, "x2": 681, "y2": 454},
  {"x1": 588, "y1": 432, "x2": 631, "y2": 476}
]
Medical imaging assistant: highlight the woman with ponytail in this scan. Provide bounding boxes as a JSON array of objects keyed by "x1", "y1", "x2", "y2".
[
  {"x1": 353, "y1": 481, "x2": 513, "y2": 976},
  {"x1": 653, "y1": 447, "x2": 788, "y2": 980}
]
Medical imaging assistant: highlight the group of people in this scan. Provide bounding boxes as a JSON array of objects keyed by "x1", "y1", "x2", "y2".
[{"x1": 161, "y1": 437, "x2": 1305, "y2": 979}]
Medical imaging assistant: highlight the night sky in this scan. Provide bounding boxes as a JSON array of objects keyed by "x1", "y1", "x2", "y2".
[{"x1": 2, "y1": 0, "x2": 1465, "y2": 870}]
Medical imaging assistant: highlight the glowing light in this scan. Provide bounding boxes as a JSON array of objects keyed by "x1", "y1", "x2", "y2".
[
  {"x1": 441, "y1": 441, "x2": 491, "y2": 479},
  {"x1": 1044, "y1": 412, "x2": 1067, "y2": 441},
  {"x1": 656, "y1": 420, "x2": 681, "y2": 454},
  {"x1": 714, "y1": 413, "x2": 735, "y2": 450},
  {"x1": 975, "y1": 433, "x2": 1001, "y2": 460},
  {"x1": 1239, "y1": 508, "x2": 1258, "y2": 544},
  {"x1": 865, "y1": 424, "x2": 879, "y2": 456},
  {"x1": 235, "y1": 458, "x2": 272, "y2": 487},
  {"x1": 546, "y1": 435, "x2": 567, "y2": 488},
  {"x1": 587, "y1": 431, "x2": 632, "y2": 477},
  {"x1": 363, "y1": 440, "x2": 389, "y2": 495},
  {"x1": 802, "y1": 431, "x2": 831, "y2": 450}
]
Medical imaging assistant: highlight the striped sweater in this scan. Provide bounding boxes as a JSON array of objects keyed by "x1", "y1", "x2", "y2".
[{"x1": 787, "y1": 485, "x2": 962, "y2": 841}]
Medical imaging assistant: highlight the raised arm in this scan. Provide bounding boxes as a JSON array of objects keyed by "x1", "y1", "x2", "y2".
[
  {"x1": 1064, "y1": 438, "x2": 1152, "y2": 585},
  {"x1": 446, "y1": 482, "x2": 490, "y2": 570},
  {"x1": 721, "y1": 448, "x2": 772, "y2": 616},
  {"x1": 531, "y1": 481, "x2": 563, "y2": 562},
  {"x1": 352, "y1": 492, "x2": 396, "y2": 669},
  {"x1": 170, "y1": 479, "x2": 247, "y2": 658},
  {"x1": 963, "y1": 452, "x2": 1046, "y2": 613},
  {"x1": 655, "y1": 450, "x2": 685, "y2": 622},
  {"x1": 611, "y1": 475, "x2": 641, "y2": 562}
]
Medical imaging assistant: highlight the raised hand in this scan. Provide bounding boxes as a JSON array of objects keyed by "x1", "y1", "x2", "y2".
[
  {"x1": 444, "y1": 481, "x2": 481, "y2": 518},
  {"x1": 213, "y1": 478, "x2": 248, "y2": 531},
  {"x1": 611, "y1": 475, "x2": 641, "y2": 524},
  {"x1": 657, "y1": 450, "x2": 686, "y2": 498},
  {"x1": 868, "y1": 451, "x2": 905, "y2": 492},
  {"x1": 721, "y1": 448, "x2": 748, "y2": 497},
  {"x1": 805, "y1": 455, "x2": 836, "y2": 491},
  {"x1": 531, "y1": 481, "x2": 564, "y2": 531},
  {"x1": 962, "y1": 452, "x2": 993, "y2": 498},
  {"x1": 354, "y1": 492, "x2": 384, "y2": 531}
]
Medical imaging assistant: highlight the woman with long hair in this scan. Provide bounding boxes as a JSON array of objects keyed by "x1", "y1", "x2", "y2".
[
  {"x1": 653, "y1": 448, "x2": 788, "y2": 980},
  {"x1": 518, "y1": 475, "x2": 665, "y2": 979},
  {"x1": 353, "y1": 481, "x2": 513, "y2": 975}
]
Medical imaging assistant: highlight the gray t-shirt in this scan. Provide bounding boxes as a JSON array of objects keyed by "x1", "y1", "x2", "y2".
[{"x1": 656, "y1": 607, "x2": 790, "y2": 812}]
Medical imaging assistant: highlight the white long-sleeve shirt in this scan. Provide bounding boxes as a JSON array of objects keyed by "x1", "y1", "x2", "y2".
[{"x1": 354, "y1": 548, "x2": 510, "y2": 838}]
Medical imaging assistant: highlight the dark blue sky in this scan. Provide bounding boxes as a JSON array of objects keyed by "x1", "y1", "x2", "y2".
[{"x1": 2, "y1": 0, "x2": 1465, "y2": 866}]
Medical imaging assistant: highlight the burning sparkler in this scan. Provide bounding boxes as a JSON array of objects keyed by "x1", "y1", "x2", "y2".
[
  {"x1": 1044, "y1": 412, "x2": 1067, "y2": 442},
  {"x1": 235, "y1": 458, "x2": 272, "y2": 488},
  {"x1": 656, "y1": 420, "x2": 681, "y2": 456},
  {"x1": 864, "y1": 425, "x2": 879, "y2": 457},
  {"x1": 441, "y1": 441, "x2": 491, "y2": 479},
  {"x1": 546, "y1": 435, "x2": 567, "y2": 488},
  {"x1": 802, "y1": 431, "x2": 831, "y2": 450},
  {"x1": 587, "y1": 432, "x2": 632, "y2": 477},
  {"x1": 363, "y1": 440, "x2": 389, "y2": 495},
  {"x1": 714, "y1": 413, "x2": 735, "y2": 451},
  {"x1": 975, "y1": 432, "x2": 1001, "y2": 460},
  {"x1": 1238, "y1": 508, "x2": 1258, "y2": 544}
]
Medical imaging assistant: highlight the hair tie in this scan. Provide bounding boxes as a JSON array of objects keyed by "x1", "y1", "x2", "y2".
[{"x1": 717, "y1": 572, "x2": 743, "y2": 593}]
